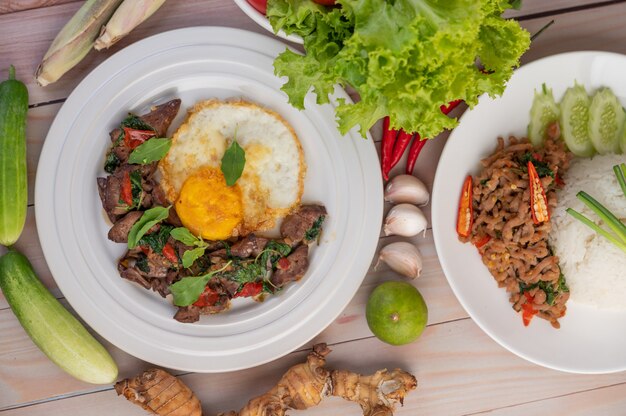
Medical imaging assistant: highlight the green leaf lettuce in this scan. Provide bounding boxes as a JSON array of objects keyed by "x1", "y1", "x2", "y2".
[{"x1": 269, "y1": 0, "x2": 530, "y2": 138}]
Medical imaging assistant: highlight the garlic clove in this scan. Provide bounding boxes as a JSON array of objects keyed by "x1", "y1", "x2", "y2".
[
  {"x1": 383, "y1": 204, "x2": 428, "y2": 237},
  {"x1": 377, "y1": 242, "x2": 423, "y2": 279},
  {"x1": 384, "y1": 174, "x2": 430, "y2": 206}
]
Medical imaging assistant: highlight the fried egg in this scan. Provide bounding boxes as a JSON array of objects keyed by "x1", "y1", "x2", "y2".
[{"x1": 159, "y1": 100, "x2": 305, "y2": 240}]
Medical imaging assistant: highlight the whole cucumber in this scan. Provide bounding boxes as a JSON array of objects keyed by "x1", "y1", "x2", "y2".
[
  {"x1": 0, "y1": 250, "x2": 118, "y2": 384},
  {"x1": 0, "y1": 66, "x2": 28, "y2": 246}
]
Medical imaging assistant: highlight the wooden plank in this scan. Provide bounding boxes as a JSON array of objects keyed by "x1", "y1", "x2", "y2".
[
  {"x1": 483, "y1": 383, "x2": 626, "y2": 415},
  {"x1": 0, "y1": 0, "x2": 75, "y2": 15},
  {"x1": 505, "y1": 0, "x2": 612, "y2": 18},
  {"x1": 4, "y1": 323, "x2": 626, "y2": 415}
]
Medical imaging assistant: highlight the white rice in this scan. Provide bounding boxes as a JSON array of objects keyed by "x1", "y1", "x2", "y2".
[{"x1": 549, "y1": 153, "x2": 626, "y2": 311}]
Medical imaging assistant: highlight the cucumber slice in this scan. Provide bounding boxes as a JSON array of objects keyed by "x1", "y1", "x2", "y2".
[
  {"x1": 588, "y1": 88, "x2": 625, "y2": 154},
  {"x1": 528, "y1": 84, "x2": 560, "y2": 147},
  {"x1": 559, "y1": 83, "x2": 594, "y2": 157}
]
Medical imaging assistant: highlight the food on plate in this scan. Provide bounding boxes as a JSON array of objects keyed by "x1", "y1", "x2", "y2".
[
  {"x1": 97, "y1": 99, "x2": 326, "y2": 323},
  {"x1": 458, "y1": 134, "x2": 571, "y2": 328},
  {"x1": 366, "y1": 281, "x2": 428, "y2": 345},
  {"x1": 0, "y1": 250, "x2": 118, "y2": 384},
  {"x1": 35, "y1": 0, "x2": 122, "y2": 86},
  {"x1": 383, "y1": 203, "x2": 427, "y2": 237},
  {"x1": 0, "y1": 66, "x2": 28, "y2": 246},
  {"x1": 115, "y1": 368, "x2": 202, "y2": 416},
  {"x1": 118, "y1": 344, "x2": 417, "y2": 415},
  {"x1": 268, "y1": 0, "x2": 530, "y2": 139},
  {"x1": 159, "y1": 99, "x2": 305, "y2": 240},
  {"x1": 384, "y1": 174, "x2": 430, "y2": 206},
  {"x1": 376, "y1": 242, "x2": 423, "y2": 280},
  {"x1": 551, "y1": 156, "x2": 626, "y2": 311},
  {"x1": 559, "y1": 83, "x2": 594, "y2": 157},
  {"x1": 588, "y1": 88, "x2": 625, "y2": 154},
  {"x1": 94, "y1": 0, "x2": 167, "y2": 51}
]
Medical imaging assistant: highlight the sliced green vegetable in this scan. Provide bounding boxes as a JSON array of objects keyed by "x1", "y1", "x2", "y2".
[
  {"x1": 528, "y1": 83, "x2": 560, "y2": 147},
  {"x1": 588, "y1": 88, "x2": 625, "y2": 154},
  {"x1": 559, "y1": 83, "x2": 594, "y2": 157},
  {"x1": 577, "y1": 191, "x2": 626, "y2": 243},
  {"x1": 169, "y1": 261, "x2": 231, "y2": 306},
  {"x1": 128, "y1": 137, "x2": 171, "y2": 164},
  {"x1": 0, "y1": 250, "x2": 118, "y2": 383},
  {"x1": 221, "y1": 140, "x2": 246, "y2": 186},
  {"x1": 0, "y1": 66, "x2": 28, "y2": 246},
  {"x1": 127, "y1": 206, "x2": 170, "y2": 248},
  {"x1": 567, "y1": 208, "x2": 626, "y2": 253},
  {"x1": 615, "y1": 163, "x2": 626, "y2": 198}
]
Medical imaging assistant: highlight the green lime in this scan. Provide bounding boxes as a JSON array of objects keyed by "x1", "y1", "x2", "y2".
[{"x1": 366, "y1": 281, "x2": 428, "y2": 346}]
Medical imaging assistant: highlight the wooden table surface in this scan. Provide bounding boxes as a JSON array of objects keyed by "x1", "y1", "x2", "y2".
[{"x1": 2, "y1": 1, "x2": 626, "y2": 415}]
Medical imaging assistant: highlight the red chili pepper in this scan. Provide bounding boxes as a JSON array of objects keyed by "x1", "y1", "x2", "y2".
[
  {"x1": 193, "y1": 285, "x2": 220, "y2": 307},
  {"x1": 124, "y1": 127, "x2": 155, "y2": 150},
  {"x1": 474, "y1": 234, "x2": 491, "y2": 249},
  {"x1": 440, "y1": 99, "x2": 462, "y2": 115},
  {"x1": 162, "y1": 243, "x2": 178, "y2": 264},
  {"x1": 555, "y1": 173, "x2": 565, "y2": 187},
  {"x1": 140, "y1": 246, "x2": 151, "y2": 255},
  {"x1": 381, "y1": 116, "x2": 398, "y2": 180},
  {"x1": 521, "y1": 293, "x2": 538, "y2": 327},
  {"x1": 528, "y1": 161, "x2": 550, "y2": 225},
  {"x1": 234, "y1": 282, "x2": 263, "y2": 298},
  {"x1": 389, "y1": 129, "x2": 414, "y2": 172},
  {"x1": 277, "y1": 257, "x2": 291, "y2": 270},
  {"x1": 120, "y1": 171, "x2": 133, "y2": 206},
  {"x1": 405, "y1": 134, "x2": 426, "y2": 175},
  {"x1": 456, "y1": 175, "x2": 473, "y2": 238}
]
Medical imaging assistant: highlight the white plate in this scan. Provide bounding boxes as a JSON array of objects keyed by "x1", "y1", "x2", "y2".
[
  {"x1": 432, "y1": 51, "x2": 626, "y2": 374},
  {"x1": 35, "y1": 27, "x2": 382, "y2": 372},
  {"x1": 233, "y1": 0, "x2": 304, "y2": 44}
]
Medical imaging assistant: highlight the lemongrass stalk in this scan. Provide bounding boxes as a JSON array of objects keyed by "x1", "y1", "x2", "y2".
[
  {"x1": 35, "y1": 0, "x2": 123, "y2": 86},
  {"x1": 94, "y1": 0, "x2": 167, "y2": 51},
  {"x1": 615, "y1": 163, "x2": 626, "y2": 198},
  {"x1": 577, "y1": 191, "x2": 626, "y2": 244},
  {"x1": 567, "y1": 208, "x2": 626, "y2": 254}
]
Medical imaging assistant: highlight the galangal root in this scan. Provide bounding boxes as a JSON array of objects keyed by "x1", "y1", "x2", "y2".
[{"x1": 116, "y1": 343, "x2": 417, "y2": 416}]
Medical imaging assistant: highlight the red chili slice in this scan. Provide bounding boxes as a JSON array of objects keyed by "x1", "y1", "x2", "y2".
[
  {"x1": 123, "y1": 127, "x2": 155, "y2": 150},
  {"x1": 120, "y1": 171, "x2": 133, "y2": 206},
  {"x1": 277, "y1": 257, "x2": 291, "y2": 270},
  {"x1": 528, "y1": 161, "x2": 550, "y2": 225},
  {"x1": 456, "y1": 175, "x2": 473, "y2": 238},
  {"x1": 474, "y1": 234, "x2": 491, "y2": 249},
  {"x1": 522, "y1": 292, "x2": 538, "y2": 327},
  {"x1": 234, "y1": 282, "x2": 263, "y2": 298},
  {"x1": 193, "y1": 285, "x2": 220, "y2": 307},
  {"x1": 162, "y1": 243, "x2": 178, "y2": 264}
]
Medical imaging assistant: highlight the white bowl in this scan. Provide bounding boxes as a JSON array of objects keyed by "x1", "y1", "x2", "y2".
[
  {"x1": 233, "y1": 0, "x2": 304, "y2": 44},
  {"x1": 432, "y1": 51, "x2": 626, "y2": 374},
  {"x1": 35, "y1": 27, "x2": 381, "y2": 372}
]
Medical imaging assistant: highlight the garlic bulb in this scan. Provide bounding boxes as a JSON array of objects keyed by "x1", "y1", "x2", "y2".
[
  {"x1": 383, "y1": 204, "x2": 428, "y2": 237},
  {"x1": 384, "y1": 174, "x2": 430, "y2": 206},
  {"x1": 377, "y1": 242, "x2": 423, "y2": 279}
]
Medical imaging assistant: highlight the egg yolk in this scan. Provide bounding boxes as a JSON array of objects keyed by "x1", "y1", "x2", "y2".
[{"x1": 175, "y1": 167, "x2": 242, "y2": 240}]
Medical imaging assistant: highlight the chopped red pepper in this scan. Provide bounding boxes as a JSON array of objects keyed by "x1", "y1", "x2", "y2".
[
  {"x1": 456, "y1": 175, "x2": 473, "y2": 238},
  {"x1": 405, "y1": 134, "x2": 427, "y2": 175},
  {"x1": 381, "y1": 116, "x2": 398, "y2": 180},
  {"x1": 120, "y1": 171, "x2": 133, "y2": 206},
  {"x1": 554, "y1": 173, "x2": 565, "y2": 187},
  {"x1": 474, "y1": 234, "x2": 491, "y2": 249},
  {"x1": 234, "y1": 282, "x2": 263, "y2": 298},
  {"x1": 140, "y1": 245, "x2": 151, "y2": 255},
  {"x1": 521, "y1": 292, "x2": 538, "y2": 326},
  {"x1": 277, "y1": 257, "x2": 291, "y2": 270},
  {"x1": 193, "y1": 285, "x2": 220, "y2": 307},
  {"x1": 123, "y1": 127, "x2": 155, "y2": 150},
  {"x1": 528, "y1": 161, "x2": 550, "y2": 225},
  {"x1": 162, "y1": 243, "x2": 178, "y2": 264}
]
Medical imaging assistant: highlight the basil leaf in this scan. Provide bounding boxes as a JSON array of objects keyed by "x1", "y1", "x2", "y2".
[
  {"x1": 169, "y1": 262, "x2": 231, "y2": 306},
  {"x1": 127, "y1": 206, "x2": 171, "y2": 248},
  {"x1": 121, "y1": 114, "x2": 155, "y2": 131},
  {"x1": 128, "y1": 138, "x2": 172, "y2": 165},
  {"x1": 170, "y1": 227, "x2": 200, "y2": 246},
  {"x1": 182, "y1": 247, "x2": 206, "y2": 268},
  {"x1": 221, "y1": 141, "x2": 246, "y2": 186}
]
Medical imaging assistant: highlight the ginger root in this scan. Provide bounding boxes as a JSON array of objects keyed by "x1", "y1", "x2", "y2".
[
  {"x1": 114, "y1": 368, "x2": 202, "y2": 416},
  {"x1": 116, "y1": 344, "x2": 417, "y2": 416}
]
